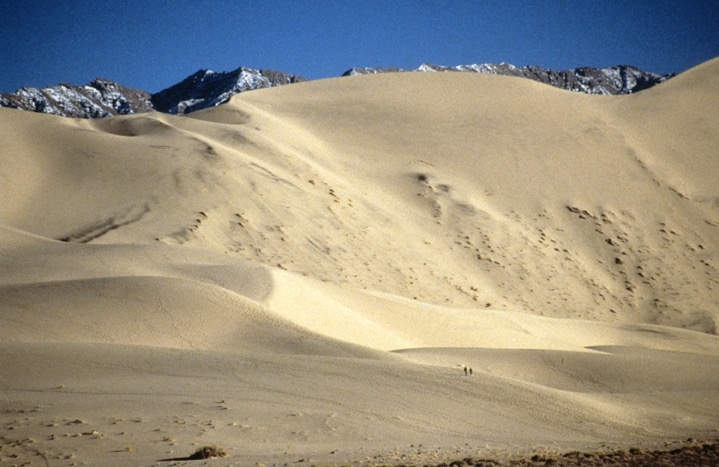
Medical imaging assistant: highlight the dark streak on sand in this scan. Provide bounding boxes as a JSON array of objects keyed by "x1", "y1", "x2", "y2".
[{"x1": 58, "y1": 203, "x2": 150, "y2": 243}]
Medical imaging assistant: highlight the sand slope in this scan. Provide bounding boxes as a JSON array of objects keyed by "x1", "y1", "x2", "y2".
[{"x1": 1, "y1": 58, "x2": 719, "y2": 466}]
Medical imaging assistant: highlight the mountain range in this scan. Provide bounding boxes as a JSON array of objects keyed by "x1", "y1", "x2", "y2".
[{"x1": 0, "y1": 63, "x2": 673, "y2": 119}]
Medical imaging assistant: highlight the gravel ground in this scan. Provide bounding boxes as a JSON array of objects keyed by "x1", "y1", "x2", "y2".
[{"x1": 430, "y1": 440, "x2": 719, "y2": 467}]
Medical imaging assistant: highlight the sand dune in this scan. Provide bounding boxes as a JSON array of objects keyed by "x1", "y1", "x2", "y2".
[{"x1": 1, "y1": 58, "x2": 719, "y2": 466}]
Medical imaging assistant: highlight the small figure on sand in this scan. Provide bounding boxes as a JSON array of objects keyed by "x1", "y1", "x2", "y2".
[
  {"x1": 469, "y1": 367, "x2": 473, "y2": 376},
  {"x1": 464, "y1": 366, "x2": 468, "y2": 376}
]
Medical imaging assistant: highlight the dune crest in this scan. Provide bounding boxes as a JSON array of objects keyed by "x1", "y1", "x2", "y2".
[{"x1": 1, "y1": 58, "x2": 719, "y2": 466}]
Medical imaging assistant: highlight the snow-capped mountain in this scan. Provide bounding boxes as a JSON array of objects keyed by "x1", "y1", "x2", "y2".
[
  {"x1": 150, "y1": 66, "x2": 307, "y2": 115},
  {"x1": 0, "y1": 78, "x2": 153, "y2": 118},
  {"x1": 0, "y1": 63, "x2": 673, "y2": 119},
  {"x1": 343, "y1": 63, "x2": 674, "y2": 95}
]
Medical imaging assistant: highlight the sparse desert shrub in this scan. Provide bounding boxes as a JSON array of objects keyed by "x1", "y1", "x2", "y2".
[{"x1": 189, "y1": 445, "x2": 227, "y2": 459}]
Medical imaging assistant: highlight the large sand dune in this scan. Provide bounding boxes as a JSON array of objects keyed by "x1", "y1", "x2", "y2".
[{"x1": 1, "y1": 58, "x2": 718, "y2": 466}]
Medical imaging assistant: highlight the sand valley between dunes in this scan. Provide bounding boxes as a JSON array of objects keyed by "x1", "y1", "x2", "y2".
[{"x1": 2, "y1": 58, "x2": 719, "y2": 466}]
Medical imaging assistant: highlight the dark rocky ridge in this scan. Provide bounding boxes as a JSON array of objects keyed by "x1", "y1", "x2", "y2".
[{"x1": 1, "y1": 63, "x2": 674, "y2": 119}]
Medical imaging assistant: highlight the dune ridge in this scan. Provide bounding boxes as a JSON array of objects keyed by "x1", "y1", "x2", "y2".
[{"x1": 1, "y1": 58, "x2": 718, "y2": 466}]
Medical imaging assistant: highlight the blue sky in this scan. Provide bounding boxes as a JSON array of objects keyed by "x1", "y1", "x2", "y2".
[{"x1": 1, "y1": 0, "x2": 718, "y2": 94}]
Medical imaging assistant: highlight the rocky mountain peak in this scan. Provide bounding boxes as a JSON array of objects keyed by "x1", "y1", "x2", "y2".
[{"x1": 150, "y1": 66, "x2": 307, "y2": 115}]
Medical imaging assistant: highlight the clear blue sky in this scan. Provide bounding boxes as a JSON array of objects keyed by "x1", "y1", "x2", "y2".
[{"x1": 1, "y1": 0, "x2": 718, "y2": 94}]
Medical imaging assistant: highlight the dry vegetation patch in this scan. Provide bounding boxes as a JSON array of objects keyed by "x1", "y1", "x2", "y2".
[{"x1": 189, "y1": 445, "x2": 227, "y2": 459}]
